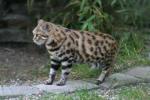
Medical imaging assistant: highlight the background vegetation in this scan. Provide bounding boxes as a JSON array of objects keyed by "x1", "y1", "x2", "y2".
[{"x1": 28, "y1": 0, "x2": 150, "y2": 30}]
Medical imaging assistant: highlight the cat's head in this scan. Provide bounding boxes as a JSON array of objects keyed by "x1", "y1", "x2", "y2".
[
  {"x1": 32, "y1": 19, "x2": 51, "y2": 45},
  {"x1": 33, "y1": 19, "x2": 66, "y2": 48}
]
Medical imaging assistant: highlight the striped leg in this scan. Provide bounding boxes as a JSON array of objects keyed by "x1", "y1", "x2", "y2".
[
  {"x1": 96, "y1": 57, "x2": 114, "y2": 85},
  {"x1": 56, "y1": 61, "x2": 72, "y2": 86},
  {"x1": 96, "y1": 66, "x2": 113, "y2": 85},
  {"x1": 45, "y1": 59, "x2": 60, "y2": 85}
]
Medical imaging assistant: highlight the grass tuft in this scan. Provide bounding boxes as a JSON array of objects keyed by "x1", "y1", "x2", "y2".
[
  {"x1": 118, "y1": 85, "x2": 150, "y2": 100},
  {"x1": 39, "y1": 90, "x2": 105, "y2": 100}
]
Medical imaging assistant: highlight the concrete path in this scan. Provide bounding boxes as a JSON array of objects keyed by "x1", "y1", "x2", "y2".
[
  {"x1": 0, "y1": 80, "x2": 99, "y2": 97},
  {"x1": 0, "y1": 66, "x2": 150, "y2": 97}
]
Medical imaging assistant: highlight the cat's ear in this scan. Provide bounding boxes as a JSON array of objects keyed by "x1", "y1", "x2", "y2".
[
  {"x1": 42, "y1": 23, "x2": 50, "y2": 32},
  {"x1": 44, "y1": 23, "x2": 50, "y2": 31},
  {"x1": 38, "y1": 19, "x2": 50, "y2": 33}
]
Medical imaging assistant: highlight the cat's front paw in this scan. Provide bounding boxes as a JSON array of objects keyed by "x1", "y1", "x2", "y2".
[
  {"x1": 95, "y1": 80, "x2": 103, "y2": 85},
  {"x1": 44, "y1": 79, "x2": 53, "y2": 85},
  {"x1": 56, "y1": 80, "x2": 66, "y2": 86}
]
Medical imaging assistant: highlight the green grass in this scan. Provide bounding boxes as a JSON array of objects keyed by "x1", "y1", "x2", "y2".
[
  {"x1": 117, "y1": 85, "x2": 150, "y2": 100},
  {"x1": 71, "y1": 64, "x2": 101, "y2": 79},
  {"x1": 38, "y1": 90, "x2": 105, "y2": 100},
  {"x1": 114, "y1": 31, "x2": 150, "y2": 72}
]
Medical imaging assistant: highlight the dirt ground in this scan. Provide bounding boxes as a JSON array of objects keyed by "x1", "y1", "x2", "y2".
[{"x1": 0, "y1": 43, "x2": 49, "y2": 84}]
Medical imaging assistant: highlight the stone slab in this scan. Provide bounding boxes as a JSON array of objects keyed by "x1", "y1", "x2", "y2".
[
  {"x1": 0, "y1": 86, "x2": 41, "y2": 96},
  {"x1": 34, "y1": 80, "x2": 99, "y2": 94},
  {"x1": 125, "y1": 67, "x2": 150, "y2": 81},
  {"x1": 100, "y1": 73, "x2": 142, "y2": 89},
  {"x1": 0, "y1": 80, "x2": 100, "y2": 96}
]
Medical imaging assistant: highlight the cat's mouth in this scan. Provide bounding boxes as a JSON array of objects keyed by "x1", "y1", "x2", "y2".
[{"x1": 33, "y1": 39, "x2": 46, "y2": 46}]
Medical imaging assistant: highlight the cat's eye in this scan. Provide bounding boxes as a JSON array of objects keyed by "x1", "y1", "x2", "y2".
[
  {"x1": 41, "y1": 36, "x2": 47, "y2": 39},
  {"x1": 41, "y1": 35, "x2": 48, "y2": 39}
]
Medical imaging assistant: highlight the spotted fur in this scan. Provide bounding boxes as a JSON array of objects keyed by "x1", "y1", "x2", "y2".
[{"x1": 33, "y1": 19, "x2": 118, "y2": 86}]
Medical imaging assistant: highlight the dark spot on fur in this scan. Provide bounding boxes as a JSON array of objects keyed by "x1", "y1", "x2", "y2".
[
  {"x1": 64, "y1": 72, "x2": 70, "y2": 75},
  {"x1": 101, "y1": 53, "x2": 104, "y2": 57},
  {"x1": 56, "y1": 29, "x2": 58, "y2": 32},
  {"x1": 70, "y1": 49, "x2": 74, "y2": 53},
  {"x1": 91, "y1": 55, "x2": 95, "y2": 59},
  {"x1": 87, "y1": 33, "x2": 90, "y2": 36},
  {"x1": 87, "y1": 39, "x2": 92, "y2": 44},
  {"x1": 98, "y1": 47, "x2": 101, "y2": 53},
  {"x1": 96, "y1": 57, "x2": 99, "y2": 60},
  {"x1": 95, "y1": 40, "x2": 99, "y2": 46},
  {"x1": 61, "y1": 30, "x2": 65, "y2": 33},
  {"x1": 82, "y1": 44, "x2": 85, "y2": 53},
  {"x1": 80, "y1": 31, "x2": 84, "y2": 34},
  {"x1": 73, "y1": 32, "x2": 79, "y2": 39},
  {"x1": 105, "y1": 40, "x2": 108, "y2": 44},
  {"x1": 107, "y1": 35, "x2": 114, "y2": 40},
  {"x1": 94, "y1": 51, "x2": 97, "y2": 55},
  {"x1": 85, "y1": 54, "x2": 90, "y2": 58},
  {"x1": 103, "y1": 35, "x2": 107, "y2": 39},
  {"x1": 75, "y1": 41, "x2": 78, "y2": 46},
  {"x1": 76, "y1": 50, "x2": 82, "y2": 59},
  {"x1": 86, "y1": 58, "x2": 90, "y2": 61},
  {"x1": 92, "y1": 35, "x2": 96, "y2": 39},
  {"x1": 69, "y1": 35, "x2": 75, "y2": 43},
  {"x1": 51, "y1": 64, "x2": 60, "y2": 70},
  {"x1": 66, "y1": 50, "x2": 71, "y2": 54},
  {"x1": 98, "y1": 33, "x2": 103, "y2": 36},
  {"x1": 90, "y1": 47, "x2": 94, "y2": 51},
  {"x1": 94, "y1": 32, "x2": 98, "y2": 34},
  {"x1": 100, "y1": 41, "x2": 104, "y2": 45},
  {"x1": 58, "y1": 52, "x2": 65, "y2": 57},
  {"x1": 67, "y1": 42, "x2": 71, "y2": 47},
  {"x1": 62, "y1": 64, "x2": 72, "y2": 69},
  {"x1": 103, "y1": 46, "x2": 107, "y2": 52},
  {"x1": 108, "y1": 43, "x2": 111, "y2": 47},
  {"x1": 61, "y1": 57, "x2": 68, "y2": 62}
]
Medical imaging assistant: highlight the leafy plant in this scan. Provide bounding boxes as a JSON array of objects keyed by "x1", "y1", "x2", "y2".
[
  {"x1": 110, "y1": 0, "x2": 150, "y2": 28},
  {"x1": 27, "y1": 0, "x2": 34, "y2": 13},
  {"x1": 28, "y1": 0, "x2": 150, "y2": 29}
]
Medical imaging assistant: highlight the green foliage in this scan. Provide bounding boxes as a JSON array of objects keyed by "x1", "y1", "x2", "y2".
[
  {"x1": 65, "y1": 0, "x2": 112, "y2": 32},
  {"x1": 39, "y1": 90, "x2": 105, "y2": 100},
  {"x1": 71, "y1": 64, "x2": 101, "y2": 79},
  {"x1": 41, "y1": 0, "x2": 149, "y2": 31},
  {"x1": 118, "y1": 32, "x2": 143, "y2": 57},
  {"x1": 48, "y1": 0, "x2": 113, "y2": 32},
  {"x1": 115, "y1": 31, "x2": 148, "y2": 71},
  {"x1": 118, "y1": 86, "x2": 150, "y2": 100},
  {"x1": 27, "y1": 0, "x2": 34, "y2": 13},
  {"x1": 110, "y1": 0, "x2": 150, "y2": 27},
  {"x1": 28, "y1": 0, "x2": 150, "y2": 30}
]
